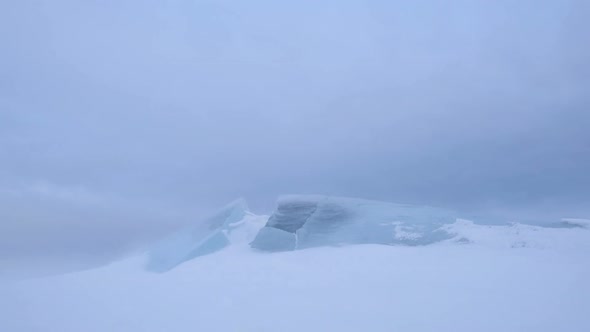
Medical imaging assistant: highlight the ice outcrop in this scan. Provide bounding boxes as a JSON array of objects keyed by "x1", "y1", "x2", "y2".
[
  {"x1": 250, "y1": 195, "x2": 457, "y2": 251},
  {"x1": 146, "y1": 199, "x2": 250, "y2": 272},
  {"x1": 145, "y1": 195, "x2": 590, "y2": 268}
]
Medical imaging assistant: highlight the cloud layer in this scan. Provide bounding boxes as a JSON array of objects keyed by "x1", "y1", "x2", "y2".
[{"x1": 1, "y1": 0, "x2": 589, "y2": 265}]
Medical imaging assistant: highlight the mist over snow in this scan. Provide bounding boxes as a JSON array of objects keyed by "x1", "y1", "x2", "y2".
[{"x1": 1, "y1": 3, "x2": 589, "y2": 328}]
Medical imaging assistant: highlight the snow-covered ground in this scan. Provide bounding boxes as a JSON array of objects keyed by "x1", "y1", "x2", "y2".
[{"x1": 2, "y1": 211, "x2": 589, "y2": 332}]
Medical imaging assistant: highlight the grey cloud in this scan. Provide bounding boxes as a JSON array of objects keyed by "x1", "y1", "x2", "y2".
[{"x1": 1, "y1": 0, "x2": 589, "y2": 268}]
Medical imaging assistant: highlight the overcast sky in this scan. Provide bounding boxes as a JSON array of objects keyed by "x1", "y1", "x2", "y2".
[{"x1": 1, "y1": 0, "x2": 589, "y2": 268}]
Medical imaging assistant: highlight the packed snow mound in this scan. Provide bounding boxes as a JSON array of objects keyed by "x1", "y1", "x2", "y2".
[
  {"x1": 441, "y1": 219, "x2": 590, "y2": 250},
  {"x1": 145, "y1": 199, "x2": 266, "y2": 272},
  {"x1": 561, "y1": 218, "x2": 590, "y2": 229},
  {"x1": 251, "y1": 195, "x2": 457, "y2": 251}
]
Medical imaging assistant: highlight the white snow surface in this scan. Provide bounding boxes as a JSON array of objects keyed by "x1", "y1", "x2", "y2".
[{"x1": 2, "y1": 212, "x2": 590, "y2": 332}]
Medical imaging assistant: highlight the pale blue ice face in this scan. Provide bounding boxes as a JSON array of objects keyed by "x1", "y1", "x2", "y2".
[
  {"x1": 251, "y1": 195, "x2": 457, "y2": 251},
  {"x1": 251, "y1": 195, "x2": 590, "y2": 252},
  {"x1": 146, "y1": 199, "x2": 248, "y2": 272}
]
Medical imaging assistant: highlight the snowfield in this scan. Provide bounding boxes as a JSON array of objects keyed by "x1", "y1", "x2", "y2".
[{"x1": 2, "y1": 204, "x2": 589, "y2": 332}]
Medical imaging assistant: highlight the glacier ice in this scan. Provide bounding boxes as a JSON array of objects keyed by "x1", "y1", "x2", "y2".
[
  {"x1": 144, "y1": 195, "x2": 589, "y2": 268},
  {"x1": 146, "y1": 199, "x2": 249, "y2": 272},
  {"x1": 251, "y1": 227, "x2": 297, "y2": 251},
  {"x1": 250, "y1": 195, "x2": 458, "y2": 251}
]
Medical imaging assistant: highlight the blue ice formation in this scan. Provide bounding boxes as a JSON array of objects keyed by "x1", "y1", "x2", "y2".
[
  {"x1": 250, "y1": 195, "x2": 457, "y2": 251},
  {"x1": 146, "y1": 199, "x2": 248, "y2": 272}
]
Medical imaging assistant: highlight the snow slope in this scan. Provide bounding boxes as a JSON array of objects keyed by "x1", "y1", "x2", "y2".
[{"x1": 2, "y1": 210, "x2": 589, "y2": 332}]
